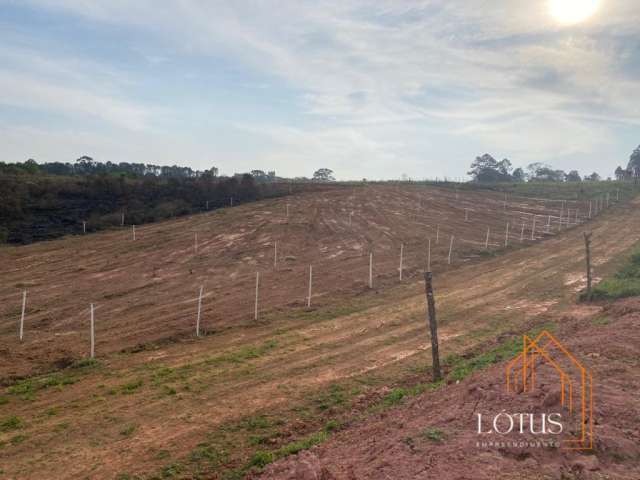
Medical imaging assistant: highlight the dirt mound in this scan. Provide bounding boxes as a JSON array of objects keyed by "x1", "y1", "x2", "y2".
[{"x1": 261, "y1": 299, "x2": 640, "y2": 479}]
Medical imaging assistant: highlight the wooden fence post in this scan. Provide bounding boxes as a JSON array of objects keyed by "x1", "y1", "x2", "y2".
[
  {"x1": 369, "y1": 252, "x2": 373, "y2": 289},
  {"x1": 485, "y1": 227, "x2": 490, "y2": 249},
  {"x1": 584, "y1": 233, "x2": 593, "y2": 300},
  {"x1": 427, "y1": 238, "x2": 432, "y2": 272},
  {"x1": 423, "y1": 272, "x2": 442, "y2": 381},
  {"x1": 399, "y1": 243, "x2": 404, "y2": 281},
  {"x1": 448, "y1": 236, "x2": 454, "y2": 265},
  {"x1": 505, "y1": 222, "x2": 510, "y2": 247}
]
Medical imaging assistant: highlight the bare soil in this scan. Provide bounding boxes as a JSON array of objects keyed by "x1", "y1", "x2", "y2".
[
  {"x1": 260, "y1": 298, "x2": 640, "y2": 480},
  {"x1": 0, "y1": 185, "x2": 637, "y2": 479}
]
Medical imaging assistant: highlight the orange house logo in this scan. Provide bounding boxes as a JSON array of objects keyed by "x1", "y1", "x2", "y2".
[{"x1": 506, "y1": 330, "x2": 593, "y2": 450}]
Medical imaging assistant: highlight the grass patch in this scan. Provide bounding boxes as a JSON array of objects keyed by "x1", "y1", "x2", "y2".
[
  {"x1": 6, "y1": 372, "x2": 78, "y2": 400},
  {"x1": 586, "y1": 246, "x2": 640, "y2": 300},
  {"x1": 120, "y1": 424, "x2": 137, "y2": 437},
  {"x1": 422, "y1": 427, "x2": 445, "y2": 443},
  {"x1": 120, "y1": 379, "x2": 144, "y2": 394},
  {"x1": 0, "y1": 415, "x2": 24, "y2": 432},
  {"x1": 205, "y1": 340, "x2": 278, "y2": 367}
]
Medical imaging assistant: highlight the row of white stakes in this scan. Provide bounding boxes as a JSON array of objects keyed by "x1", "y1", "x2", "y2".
[{"x1": 14, "y1": 195, "x2": 613, "y2": 357}]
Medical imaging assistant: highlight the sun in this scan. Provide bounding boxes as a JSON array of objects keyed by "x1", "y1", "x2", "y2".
[{"x1": 549, "y1": 0, "x2": 601, "y2": 24}]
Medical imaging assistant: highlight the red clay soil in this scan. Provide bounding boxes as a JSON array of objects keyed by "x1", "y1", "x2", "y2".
[
  {"x1": 0, "y1": 184, "x2": 585, "y2": 378},
  {"x1": 260, "y1": 299, "x2": 640, "y2": 480}
]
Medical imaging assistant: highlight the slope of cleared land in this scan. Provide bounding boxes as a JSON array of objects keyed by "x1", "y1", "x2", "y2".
[
  {"x1": 1, "y1": 184, "x2": 604, "y2": 377},
  {"x1": 262, "y1": 297, "x2": 640, "y2": 480},
  {"x1": 0, "y1": 185, "x2": 637, "y2": 479}
]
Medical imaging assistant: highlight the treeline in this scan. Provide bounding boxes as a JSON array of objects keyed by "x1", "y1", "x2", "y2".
[
  {"x1": 468, "y1": 146, "x2": 640, "y2": 183},
  {"x1": 0, "y1": 162, "x2": 290, "y2": 244},
  {"x1": 0, "y1": 156, "x2": 221, "y2": 179}
]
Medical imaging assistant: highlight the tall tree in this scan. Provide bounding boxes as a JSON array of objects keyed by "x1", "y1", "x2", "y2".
[{"x1": 313, "y1": 168, "x2": 335, "y2": 182}]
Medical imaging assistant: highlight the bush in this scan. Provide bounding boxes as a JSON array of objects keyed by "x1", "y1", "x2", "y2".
[{"x1": 589, "y1": 246, "x2": 640, "y2": 300}]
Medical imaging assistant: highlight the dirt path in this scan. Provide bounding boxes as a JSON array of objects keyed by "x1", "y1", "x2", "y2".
[{"x1": 0, "y1": 192, "x2": 637, "y2": 479}]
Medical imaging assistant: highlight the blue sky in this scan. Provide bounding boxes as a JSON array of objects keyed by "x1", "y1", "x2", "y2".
[{"x1": 0, "y1": 0, "x2": 638, "y2": 180}]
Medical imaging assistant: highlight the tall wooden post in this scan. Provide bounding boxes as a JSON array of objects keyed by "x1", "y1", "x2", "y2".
[
  {"x1": 505, "y1": 222, "x2": 510, "y2": 247},
  {"x1": 423, "y1": 272, "x2": 442, "y2": 381},
  {"x1": 399, "y1": 243, "x2": 404, "y2": 281},
  {"x1": 485, "y1": 227, "x2": 490, "y2": 249},
  {"x1": 369, "y1": 252, "x2": 373, "y2": 289},
  {"x1": 584, "y1": 233, "x2": 593, "y2": 300}
]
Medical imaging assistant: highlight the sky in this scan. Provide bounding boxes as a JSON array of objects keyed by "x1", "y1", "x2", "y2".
[{"x1": 0, "y1": 0, "x2": 638, "y2": 180}]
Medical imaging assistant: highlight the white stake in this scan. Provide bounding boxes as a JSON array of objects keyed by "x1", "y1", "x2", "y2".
[
  {"x1": 520, "y1": 223, "x2": 525, "y2": 242},
  {"x1": 505, "y1": 222, "x2": 510, "y2": 247},
  {"x1": 531, "y1": 217, "x2": 536, "y2": 240},
  {"x1": 83, "y1": 221, "x2": 86, "y2": 234},
  {"x1": 349, "y1": 211, "x2": 353, "y2": 226},
  {"x1": 206, "y1": 200, "x2": 209, "y2": 210},
  {"x1": 589, "y1": 201, "x2": 592, "y2": 219},
  {"x1": 427, "y1": 238, "x2": 432, "y2": 272},
  {"x1": 274, "y1": 242, "x2": 277, "y2": 268},
  {"x1": 196, "y1": 286, "x2": 203, "y2": 337},
  {"x1": 194, "y1": 233, "x2": 198, "y2": 254},
  {"x1": 230, "y1": 197, "x2": 234, "y2": 207},
  {"x1": 546, "y1": 215, "x2": 551, "y2": 233},
  {"x1": 121, "y1": 212, "x2": 125, "y2": 227},
  {"x1": 132, "y1": 225, "x2": 136, "y2": 241},
  {"x1": 19, "y1": 290, "x2": 26, "y2": 341},
  {"x1": 575, "y1": 209, "x2": 579, "y2": 224},
  {"x1": 464, "y1": 208, "x2": 469, "y2": 222},
  {"x1": 369, "y1": 252, "x2": 373, "y2": 289},
  {"x1": 90, "y1": 303, "x2": 95, "y2": 359},
  {"x1": 485, "y1": 227, "x2": 490, "y2": 249},
  {"x1": 436, "y1": 225, "x2": 440, "y2": 244},
  {"x1": 307, "y1": 265, "x2": 313, "y2": 308},
  {"x1": 254, "y1": 272, "x2": 260, "y2": 321},
  {"x1": 448, "y1": 235, "x2": 454, "y2": 265},
  {"x1": 399, "y1": 243, "x2": 404, "y2": 281},
  {"x1": 286, "y1": 204, "x2": 290, "y2": 217}
]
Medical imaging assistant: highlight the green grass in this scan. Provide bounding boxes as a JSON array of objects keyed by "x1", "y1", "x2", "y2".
[
  {"x1": 0, "y1": 415, "x2": 24, "y2": 432},
  {"x1": 120, "y1": 424, "x2": 137, "y2": 437},
  {"x1": 588, "y1": 246, "x2": 640, "y2": 300},
  {"x1": 422, "y1": 427, "x2": 445, "y2": 443}
]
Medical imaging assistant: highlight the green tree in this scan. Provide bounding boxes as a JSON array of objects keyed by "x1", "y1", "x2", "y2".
[
  {"x1": 566, "y1": 170, "x2": 582, "y2": 182},
  {"x1": 313, "y1": 168, "x2": 335, "y2": 182}
]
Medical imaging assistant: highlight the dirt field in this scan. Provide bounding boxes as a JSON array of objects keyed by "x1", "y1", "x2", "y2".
[
  {"x1": 0, "y1": 184, "x2": 594, "y2": 378},
  {"x1": 0, "y1": 184, "x2": 637, "y2": 479}
]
